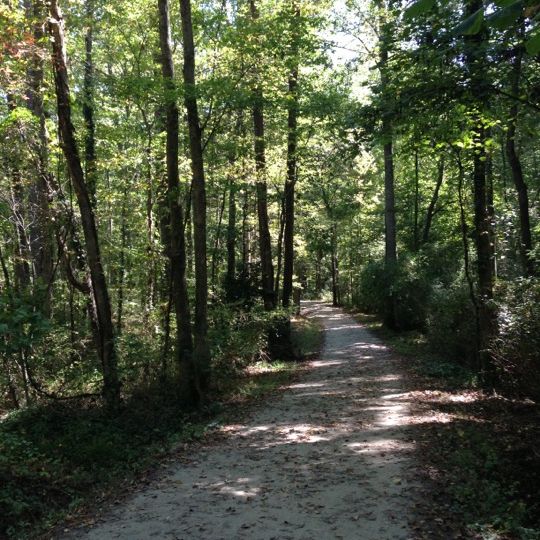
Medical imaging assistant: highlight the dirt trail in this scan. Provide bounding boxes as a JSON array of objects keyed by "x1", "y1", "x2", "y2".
[{"x1": 65, "y1": 302, "x2": 421, "y2": 539}]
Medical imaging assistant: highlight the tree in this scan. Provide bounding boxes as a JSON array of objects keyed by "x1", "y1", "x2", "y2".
[
  {"x1": 48, "y1": 0, "x2": 120, "y2": 408},
  {"x1": 179, "y1": 0, "x2": 211, "y2": 392},
  {"x1": 157, "y1": 0, "x2": 198, "y2": 404},
  {"x1": 282, "y1": 0, "x2": 300, "y2": 308},
  {"x1": 377, "y1": 0, "x2": 398, "y2": 328},
  {"x1": 249, "y1": 0, "x2": 275, "y2": 312}
]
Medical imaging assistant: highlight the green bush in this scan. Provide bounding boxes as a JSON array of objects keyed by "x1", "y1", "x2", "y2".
[
  {"x1": 493, "y1": 277, "x2": 540, "y2": 400},
  {"x1": 426, "y1": 277, "x2": 477, "y2": 366},
  {"x1": 355, "y1": 255, "x2": 431, "y2": 331},
  {"x1": 209, "y1": 303, "x2": 290, "y2": 376}
]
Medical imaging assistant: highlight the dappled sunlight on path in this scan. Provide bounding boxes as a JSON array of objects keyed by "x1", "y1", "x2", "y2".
[{"x1": 66, "y1": 302, "x2": 426, "y2": 540}]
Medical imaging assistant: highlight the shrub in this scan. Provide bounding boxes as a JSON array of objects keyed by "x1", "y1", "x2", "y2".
[
  {"x1": 492, "y1": 278, "x2": 540, "y2": 400},
  {"x1": 355, "y1": 255, "x2": 431, "y2": 331},
  {"x1": 426, "y1": 277, "x2": 477, "y2": 366}
]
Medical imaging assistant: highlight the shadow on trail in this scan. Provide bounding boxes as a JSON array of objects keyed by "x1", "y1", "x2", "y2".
[{"x1": 68, "y1": 301, "x2": 514, "y2": 540}]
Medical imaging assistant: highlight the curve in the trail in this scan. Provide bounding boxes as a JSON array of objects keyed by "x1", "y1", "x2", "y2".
[{"x1": 65, "y1": 302, "x2": 420, "y2": 540}]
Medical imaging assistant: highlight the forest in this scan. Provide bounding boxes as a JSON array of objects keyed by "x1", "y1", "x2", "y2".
[{"x1": 1, "y1": 0, "x2": 540, "y2": 538}]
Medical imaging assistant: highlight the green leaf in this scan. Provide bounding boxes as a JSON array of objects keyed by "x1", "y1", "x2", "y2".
[
  {"x1": 454, "y1": 8, "x2": 485, "y2": 35},
  {"x1": 404, "y1": 0, "x2": 435, "y2": 19},
  {"x1": 487, "y1": 1, "x2": 523, "y2": 30},
  {"x1": 525, "y1": 29, "x2": 540, "y2": 54},
  {"x1": 494, "y1": 0, "x2": 519, "y2": 7}
]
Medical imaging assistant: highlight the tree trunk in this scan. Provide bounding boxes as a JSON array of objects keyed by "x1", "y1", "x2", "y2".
[
  {"x1": 486, "y1": 150, "x2": 497, "y2": 278},
  {"x1": 378, "y1": 7, "x2": 397, "y2": 328},
  {"x1": 422, "y1": 156, "x2": 444, "y2": 245},
  {"x1": 241, "y1": 183, "x2": 250, "y2": 278},
  {"x1": 282, "y1": 2, "x2": 299, "y2": 308},
  {"x1": 48, "y1": 1, "x2": 120, "y2": 409},
  {"x1": 211, "y1": 184, "x2": 228, "y2": 287},
  {"x1": 157, "y1": 0, "x2": 197, "y2": 404},
  {"x1": 179, "y1": 0, "x2": 211, "y2": 392},
  {"x1": 116, "y1": 185, "x2": 128, "y2": 335},
  {"x1": 464, "y1": 0, "x2": 497, "y2": 373},
  {"x1": 331, "y1": 222, "x2": 340, "y2": 306},
  {"x1": 83, "y1": 0, "x2": 97, "y2": 206},
  {"x1": 275, "y1": 191, "x2": 285, "y2": 300},
  {"x1": 413, "y1": 149, "x2": 420, "y2": 251},
  {"x1": 25, "y1": 0, "x2": 54, "y2": 314},
  {"x1": 225, "y1": 174, "x2": 237, "y2": 299},
  {"x1": 506, "y1": 43, "x2": 535, "y2": 276},
  {"x1": 250, "y1": 0, "x2": 275, "y2": 311}
]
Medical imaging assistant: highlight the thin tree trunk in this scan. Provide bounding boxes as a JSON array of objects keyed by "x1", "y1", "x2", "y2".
[
  {"x1": 331, "y1": 222, "x2": 340, "y2": 306},
  {"x1": 378, "y1": 7, "x2": 397, "y2": 328},
  {"x1": 422, "y1": 156, "x2": 444, "y2": 244},
  {"x1": 241, "y1": 183, "x2": 250, "y2": 278},
  {"x1": 486, "y1": 150, "x2": 497, "y2": 278},
  {"x1": 157, "y1": 0, "x2": 197, "y2": 403},
  {"x1": 6, "y1": 95, "x2": 32, "y2": 292},
  {"x1": 25, "y1": 0, "x2": 54, "y2": 314},
  {"x1": 83, "y1": 0, "x2": 97, "y2": 206},
  {"x1": 282, "y1": 1, "x2": 299, "y2": 308},
  {"x1": 179, "y1": 0, "x2": 211, "y2": 392},
  {"x1": 457, "y1": 155, "x2": 480, "y2": 362},
  {"x1": 48, "y1": 1, "x2": 120, "y2": 408},
  {"x1": 275, "y1": 194, "x2": 285, "y2": 301},
  {"x1": 250, "y1": 0, "x2": 275, "y2": 311},
  {"x1": 506, "y1": 42, "x2": 535, "y2": 276},
  {"x1": 211, "y1": 184, "x2": 228, "y2": 286},
  {"x1": 464, "y1": 0, "x2": 497, "y2": 374},
  {"x1": 142, "y1": 119, "x2": 156, "y2": 319},
  {"x1": 413, "y1": 149, "x2": 419, "y2": 251},
  {"x1": 116, "y1": 185, "x2": 128, "y2": 335},
  {"x1": 225, "y1": 174, "x2": 237, "y2": 299}
]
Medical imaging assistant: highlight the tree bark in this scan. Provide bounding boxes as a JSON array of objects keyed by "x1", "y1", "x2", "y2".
[
  {"x1": 275, "y1": 193, "x2": 285, "y2": 301},
  {"x1": 157, "y1": 0, "x2": 197, "y2": 404},
  {"x1": 378, "y1": 6, "x2": 397, "y2": 328},
  {"x1": 421, "y1": 156, "x2": 444, "y2": 244},
  {"x1": 179, "y1": 0, "x2": 211, "y2": 392},
  {"x1": 25, "y1": 0, "x2": 54, "y2": 314},
  {"x1": 225, "y1": 174, "x2": 237, "y2": 298},
  {"x1": 250, "y1": 0, "x2": 275, "y2": 311},
  {"x1": 7, "y1": 95, "x2": 32, "y2": 292},
  {"x1": 412, "y1": 149, "x2": 420, "y2": 251},
  {"x1": 211, "y1": 184, "x2": 228, "y2": 286},
  {"x1": 464, "y1": 0, "x2": 497, "y2": 373},
  {"x1": 48, "y1": 1, "x2": 120, "y2": 409},
  {"x1": 506, "y1": 42, "x2": 535, "y2": 276},
  {"x1": 282, "y1": 2, "x2": 299, "y2": 308},
  {"x1": 83, "y1": 0, "x2": 97, "y2": 206},
  {"x1": 331, "y1": 222, "x2": 340, "y2": 306}
]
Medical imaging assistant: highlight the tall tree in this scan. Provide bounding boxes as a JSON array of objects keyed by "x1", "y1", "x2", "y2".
[
  {"x1": 83, "y1": 0, "x2": 97, "y2": 205},
  {"x1": 282, "y1": 0, "x2": 300, "y2": 308},
  {"x1": 25, "y1": 0, "x2": 54, "y2": 314},
  {"x1": 463, "y1": 0, "x2": 497, "y2": 371},
  {"x1": 506, "y1": 35, "x2": 535, "y2": 276},
  {"x1": 157, "y1": 0, "x2": 198, "y2": 404},
  {"x1": 250, "y1": 0, "x2": 275, "y2": 311},
  {"x1": 48, "y1": 0, "x2": 120, "y2": 408},
  {"x1": 378, "y1": 0, "x2": 398, "y2": 328},
  {"x1": 179, "y1": 0, "x2": 211, "y2": 391}
]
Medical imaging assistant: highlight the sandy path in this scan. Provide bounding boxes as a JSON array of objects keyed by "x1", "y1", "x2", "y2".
[{"x1": 65, "y1": 302, "x2": 420, "y2": 540}]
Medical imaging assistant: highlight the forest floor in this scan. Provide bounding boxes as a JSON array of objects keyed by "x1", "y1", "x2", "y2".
[
  {"x1": 60, "y1": 302, "x2": 436, "y2": 540},
  {"x1": 54, "y1": 302, "x2": 540, "y2": 540}
]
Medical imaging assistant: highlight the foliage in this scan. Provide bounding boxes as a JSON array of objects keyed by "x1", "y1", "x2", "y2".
[{"x1": 493, "y1": 278, "x2": 540, "y2": 399}]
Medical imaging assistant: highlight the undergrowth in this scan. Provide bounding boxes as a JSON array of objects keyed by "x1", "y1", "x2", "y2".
[
  {"x1": 0, "y1": 315, "x2": 322, "y2": 539},
  {"x1": 348, "y1": 307, "x2": 540, "y2": 539}
]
